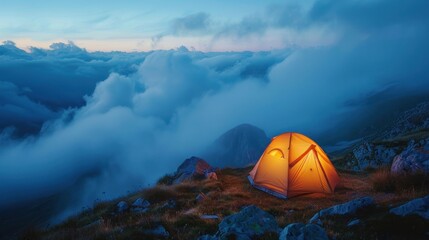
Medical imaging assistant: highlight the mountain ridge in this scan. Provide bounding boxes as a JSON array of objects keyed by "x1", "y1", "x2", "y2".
[{"x1": 203, "y1": 123, "x2": 270, "y2": 168}]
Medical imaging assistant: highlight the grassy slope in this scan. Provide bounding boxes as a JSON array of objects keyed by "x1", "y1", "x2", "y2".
[{"x1": 23, "y1": 167, "x2": 429, "y2": 240}]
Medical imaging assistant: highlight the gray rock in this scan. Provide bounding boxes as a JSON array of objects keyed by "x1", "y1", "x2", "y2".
[
  {"x1": 309, "y1": 197, "x2": 375, "y2": 224},
  {"x1": 279, "y1": 223, "x2": 328, "y2": 240},
  {"x1": 353, "y1": 141, "x2": 375, "y2": 169},
  {"x1": 132, "y1": 198, "x2": 150, "y2": 208},
  {"x1": 116, "y1": 201, "x2": 128, "y2": 213},
  {"x1": 172, "y1": 156, "x2": 214, "y2": 184},
  {"x1": 142, "y1": 225, "x2": 169, "y2": 238},
  {"x1": 347, "y1": 219, "x2": 360, "y2": 227},
  {"x1": 196, "y1": 193, "x2": 207, "y2": 203},
  {"x1": 216, "y1": 205, "x2": 279, "y2": 239},
  {"x1": 390, "y1": 195, "x2": 429, "y2": 220},
  {"x1": 391, "y1": 139, "x2": 429, "y2": 174},
  {"x1": 131, "y1": 198, "x2": 149, "y2": 214}
]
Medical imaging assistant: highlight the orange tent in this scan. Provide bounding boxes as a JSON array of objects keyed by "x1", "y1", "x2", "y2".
[{"x1": 248, "y1": 132, "x2": 339, "y2": 198}]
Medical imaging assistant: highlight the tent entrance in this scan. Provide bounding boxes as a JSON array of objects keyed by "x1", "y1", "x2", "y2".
[{"x1": 288, "y1": 148, "x2": 331, "y2": 195}]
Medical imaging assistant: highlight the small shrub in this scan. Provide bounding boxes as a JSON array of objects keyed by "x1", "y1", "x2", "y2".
[
  {"x1": 372, "y1": 168, "x2": 396, "y2": 192},
  {"x1": 174, "y1": 183, "x2": 199, "y2": 193}
]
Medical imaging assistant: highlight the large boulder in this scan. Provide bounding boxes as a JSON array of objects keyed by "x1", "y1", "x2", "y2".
[
  {"x1": 279, "y1": 223, "x2": 328, "y2": 240},
  {"x1": 309, "y1": 197, "x2": 375, "y2": 224},
  {"x1": 203, "y1": 124, "x2": 270, "y2": 168},
  {"x1": 208, "y1": 205, "x2": 279, "y2": 239},
  {"x1": 391, "y1": 139, "x2": 429, "y2": 174},
  {"x1": 390, "y1": 195, "x2": 429, "y2": 220},
  {"x1": 172, "y1": 156, "x2": 214, "y2": 184}
]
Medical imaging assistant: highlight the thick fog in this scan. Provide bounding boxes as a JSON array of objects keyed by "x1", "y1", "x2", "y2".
[{"x1": 1, "y1": 0, "x2": 429, "y2": 222}]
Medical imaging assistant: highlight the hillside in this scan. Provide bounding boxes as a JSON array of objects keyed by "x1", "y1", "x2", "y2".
[
  {"x1": 22, "y1": 167, "x2": 429, "y2": 240},
  {"x1": 331, "y1": 102, "x2": 429, "y2": 172}
]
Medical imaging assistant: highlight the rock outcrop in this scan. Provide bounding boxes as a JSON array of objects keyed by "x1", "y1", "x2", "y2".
[
  {"x1": 131, "y1": 198, "x2": 150, "y2": 213},
  {"x1": 351, "y1": 141, "x2": 399, "y2": 171},
  {"x1": 390, "y1": 195, "x2": 429, "y2": 220},
  {"x1": 172, "y1": 156, "x2": 215, "y2": 184},
  {"x1": 333, "y1": 102, "x2": 429, "y2": 172},
  {"x1": 309, "y1": 197, "x2": 375, "y2": 224}
]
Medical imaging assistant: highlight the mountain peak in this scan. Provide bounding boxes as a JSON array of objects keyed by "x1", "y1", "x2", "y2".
[{"x1": 203, "y1": 124, "x2": 270, "y2": 167}]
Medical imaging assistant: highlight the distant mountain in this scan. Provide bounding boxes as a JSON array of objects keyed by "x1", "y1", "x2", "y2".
[{"x1": 203, "y1": 124, "x2": 270, "y2": 168}]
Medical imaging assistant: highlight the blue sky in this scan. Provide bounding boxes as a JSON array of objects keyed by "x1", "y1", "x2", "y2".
[
  {"x1": 1, "y1": 0, "x2": 308, "y2": 51},
  {"x1": 2, "y1": 0, "x2": 428, "y2": 52}
]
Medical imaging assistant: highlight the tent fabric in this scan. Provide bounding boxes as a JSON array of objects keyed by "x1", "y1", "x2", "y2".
[{"x1": 248, "y1": 132, "x2": 340, "y2": 198}]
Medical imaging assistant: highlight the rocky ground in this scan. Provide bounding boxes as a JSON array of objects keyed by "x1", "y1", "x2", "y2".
[{"x1": 21, "y1": 163, "x2": 428, "y2": 240}]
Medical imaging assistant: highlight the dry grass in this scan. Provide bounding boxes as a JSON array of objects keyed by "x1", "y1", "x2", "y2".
[
  {"x1": 157, "y1": 173, "x2": 175, "y2": 185},
  {"x1": 27, "y1": 166, "x2": 429, "y2": 240},
  {"x1": 142, "y1": 185, "x2": 178, "y2": 203},
  {"x1": 371, "y1": 167, "x2": 429, "y2": 197}
]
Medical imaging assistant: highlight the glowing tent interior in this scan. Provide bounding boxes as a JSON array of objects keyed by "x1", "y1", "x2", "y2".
[{"x1": 248, "y1": 132, "x2": 340, "y2": 198}]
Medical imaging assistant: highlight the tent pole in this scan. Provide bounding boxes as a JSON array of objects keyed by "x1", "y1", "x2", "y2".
[{"x1": 314, "y1": 149, "x2": 333, "y2": 193}]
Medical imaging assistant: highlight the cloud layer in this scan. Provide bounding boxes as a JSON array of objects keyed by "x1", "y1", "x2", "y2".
[
  {"x1": 0, "y1": 41, "x2": 147, "y2": 135},
  {"x1": 0, "y1": 44, "x2": 288, "y2": 221}
]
